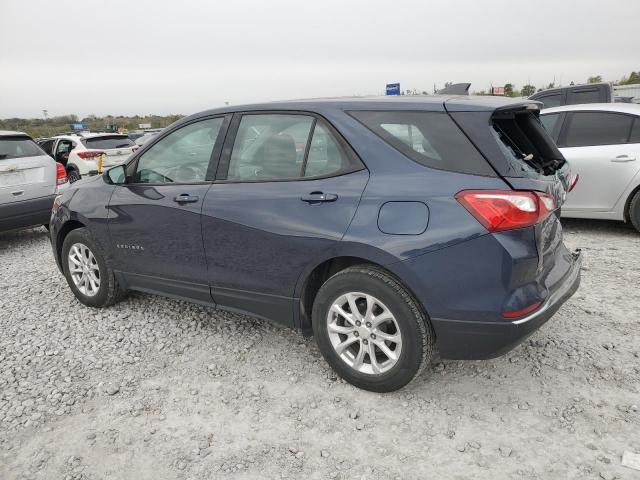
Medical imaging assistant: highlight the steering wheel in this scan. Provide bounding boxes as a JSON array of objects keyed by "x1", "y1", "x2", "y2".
[{"x1": 163, "y1": 162, "x2": 207, "y2": 183}]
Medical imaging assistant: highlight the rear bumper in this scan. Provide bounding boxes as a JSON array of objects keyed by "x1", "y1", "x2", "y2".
[
  {"x1": 432, "y1": 249, "x2": 582, "y2": 360},
  {"x1": 0, "y1": 194, "x2": 56, "y2": 232}
]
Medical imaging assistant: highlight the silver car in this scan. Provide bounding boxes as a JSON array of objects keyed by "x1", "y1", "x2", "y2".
[
  {"x1": 0, "y1": 131, "x2": 68, "y2": 232},
  {"x1": 540, "y1": 103, "x2": 640, "y2": 231}
]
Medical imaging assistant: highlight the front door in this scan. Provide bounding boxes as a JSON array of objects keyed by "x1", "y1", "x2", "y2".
[
  {"x1": 558, "y1": 111, "x2": 639, "y2": 212},
  {"x1": 107, "y1": 116, "x2": 228, "y2": 304},
  {"x1": 202, "y1": 112, "x2": 369, "y2": 326}
]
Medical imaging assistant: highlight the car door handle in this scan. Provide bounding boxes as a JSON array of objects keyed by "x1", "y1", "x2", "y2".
[
  {"x1": 611, "y1": 155, "x2": 636, "y2": 163},
  {"x1": 300, "y1": 192, "x2": 338, "y2": 203},
  {"x1": 173, "y1": 194, "x2": 200, "y2": 203}
]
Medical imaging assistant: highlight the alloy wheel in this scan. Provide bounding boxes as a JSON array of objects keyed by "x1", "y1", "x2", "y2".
[
  {"x1": 68, "y1": 242, "x2": 101, "y2": 297},
  {"x1": 326, "y1": 292, "x2": 402, "y2": 375}
]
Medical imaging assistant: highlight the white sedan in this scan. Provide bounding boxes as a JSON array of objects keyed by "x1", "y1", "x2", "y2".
[{"x1": 540, "y1": 103, "x2": 640, "y2": 231}]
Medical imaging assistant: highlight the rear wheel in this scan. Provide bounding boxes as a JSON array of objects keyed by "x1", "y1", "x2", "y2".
[
  {"x1": 629, "y1": 190, "x2": 640, "y2": 233},
  {"x1": 312, "y1": 265, "x2": 434, "y2": 392},
  {"x1": 67, "y1": 168, "x2": 81, "y2": 183},
  {"x1": 61, "y1": 228, "x2": 125, "y2": 307}
]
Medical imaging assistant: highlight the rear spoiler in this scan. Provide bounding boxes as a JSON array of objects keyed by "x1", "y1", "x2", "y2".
[{"x1": 491, "y1": 101, "x2": 543, "y2": 118}]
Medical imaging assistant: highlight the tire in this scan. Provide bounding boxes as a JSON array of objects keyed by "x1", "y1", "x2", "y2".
[
  {"x1": 61, "y1": 227, "x2": 125, "y2": 308},
  {"x1": 67, "y1": 168, "x2": 81, "y2": 183},
  {"x1": 629, "y1": 190, "x2": 640, "y2": 233},
  {"x1": 312, "y1": 265, "x2": 434, "y2": 392}
]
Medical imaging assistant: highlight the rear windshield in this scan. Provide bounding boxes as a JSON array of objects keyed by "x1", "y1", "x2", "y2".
[
  {"x1": 0, "y1": 136, "x2": 46, "y2": 159},
  {"x1": 81, "y1": 136, "x2": 135, "y2": 150},
  {"x1": 491, "y1": 111, "x2": 565, "y2": 176},
  {"x1": 349, "y1": 111, "x2": 494, "y2": 176}
]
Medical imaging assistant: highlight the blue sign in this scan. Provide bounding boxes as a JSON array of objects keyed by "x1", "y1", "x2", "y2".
[
  {"x1": 70, "y1": 123, "x2": 87, "y2": 131},
  {"x1": 386, "y1": 83, "x2": 401, "y2": 96}
]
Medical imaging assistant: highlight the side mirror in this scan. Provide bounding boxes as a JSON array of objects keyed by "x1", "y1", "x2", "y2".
[{"x1": 105, "y1": 165, "x2": 127, "y2": 185}]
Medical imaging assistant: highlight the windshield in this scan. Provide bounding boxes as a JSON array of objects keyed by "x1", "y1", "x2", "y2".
[
  {"x1": 81, "y1": 136, "x2": 135, "y2": 150},
  {"x1": 0, "y1": 136, "x2": 46, "y2": 159}
]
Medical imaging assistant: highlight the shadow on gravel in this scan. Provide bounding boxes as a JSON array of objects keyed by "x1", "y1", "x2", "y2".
[
  {"x1": 560, "y1": 218, "x2": 638, "y2": 237},
  {"x1": 0, "y1": 226, "x2": 49, "y2": 250}
]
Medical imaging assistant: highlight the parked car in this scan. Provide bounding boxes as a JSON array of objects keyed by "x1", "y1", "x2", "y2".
[
  {"x1": 1, "y1": 131, "x2": 68, "y2": 232},
  {"x1": 40, "y1": 133, "x2": 138, "y2": 182},
  {"x1": 530, "y1": 83, "x2": 613, "y2": 109},
  {"x1": 49, "y1": 96, "x2": 582, "y2": 392},
  {"x1": 540, "y1": 103, "x2": 640, "y2": 231},
  {"x1": 135, "y1": 131, "x2": 160, "y2": 146}
]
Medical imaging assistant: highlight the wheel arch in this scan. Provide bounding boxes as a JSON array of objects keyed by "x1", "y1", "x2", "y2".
[
  {"x1": 55, "y1": 219, "x2": 86, "y2": 268},
  {"x1": 295, "y1": 246, "x2": 429, "y2": 335}
]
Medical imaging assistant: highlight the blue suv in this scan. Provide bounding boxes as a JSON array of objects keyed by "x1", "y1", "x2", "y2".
[{"x1": 50, "y1": 96, "x2": 582, "y2": 392}]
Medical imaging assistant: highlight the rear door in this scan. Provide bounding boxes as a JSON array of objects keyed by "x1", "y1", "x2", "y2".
[
  {"x1": 0, "y1": 135, "x2": 56, "y2": 204},
  {"x1": 82, "y1": 135, "x2": 137, "y2": 167},
  {"x1": 107, "y1": 116, "x2": 228, "y2": 303},
  {"x1": 53, "y1": 138, "x2": 77, "y2": 166},
  {"x1": 202, "y1": 112, "x2": 369, "y2": 326},
  {"x1": 557, "y1": 111, "x2": 638, "y2": 212}
]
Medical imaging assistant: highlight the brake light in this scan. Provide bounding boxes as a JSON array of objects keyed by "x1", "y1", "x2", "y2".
[
  {"x1": 455, "y1": 190, "x2": 556, "y2": 232},
  {"x1": 56, "y1": 162, "x2": 68, "y2": 185},
  {"x1": 77, "y1": 150, "x2": 105, "y2": 159}
]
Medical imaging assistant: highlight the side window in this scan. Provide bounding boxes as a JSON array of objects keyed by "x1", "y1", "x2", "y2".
[
  {"x1": 567, "y1": 89, "x2": 600, "y2": 105},
  {"x1": 350, "y1": 110, "x2": 492, "y2": 175},
  {"x1": 563, "y1": 112, "x2": 634, "y2": 147},
  {"x1": 39, "y1": 139, "x2": 54, "y2": 156},
  {"x1": 630, "y1": 118, "x2": 640, "y2": 144},
  {"x1": 538, "y1": 94, "x2": 563, "y2": 108},
  {"x1": 227, "y1": 114, "x2": 313, "y2": 181},
  {"x1": 135, "y1": 117, "x2": 223, "y2": 183},
  {"x1": 55, "y1": 140, "x2": 75, "y2": 164},
  {"x1": 540, "y1": 113, "x2": 561, "y2": 140},
  {"x1": 303, "y1": 121, "x2": 351, "y2": 177}
]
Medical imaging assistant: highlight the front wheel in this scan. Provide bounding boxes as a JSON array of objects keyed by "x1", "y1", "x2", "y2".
[
  {"x1": 61, "y1": 228, "x2": 125, "y2": 307},
  {"x1": 312, "y1": 265, "x2": 434, "y2": 392}
]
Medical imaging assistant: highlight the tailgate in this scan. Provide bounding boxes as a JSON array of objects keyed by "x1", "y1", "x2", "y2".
[
  {"x1": 0, "y1": 155, "x2": 57, "y2": 204},
  {"x1": 81, "y1": 136, "x2": 136, "y2": 167},
  {"x1": 449, "y1": 102, "x2": 572, "y2": 285},
  {"x1": 102, "y1": 147, "x2": 135, "y2": 166}
]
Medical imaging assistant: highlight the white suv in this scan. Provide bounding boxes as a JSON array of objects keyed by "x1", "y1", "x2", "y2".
[
  {"x1": 1, "y1": 131, "x2": 68, "y2": 232},
  {"x1": 38, "y1": 133, "x2": 138, "y2": 182}
]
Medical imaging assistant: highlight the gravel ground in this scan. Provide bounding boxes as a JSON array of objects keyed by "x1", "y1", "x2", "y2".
[{"x1": 1, "y1": 220, "x2": 639, "y2": 480}]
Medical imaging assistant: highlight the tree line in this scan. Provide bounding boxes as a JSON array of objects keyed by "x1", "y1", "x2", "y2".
[{"x1": 0, "y1": 114, "x2": 184, "y2": 139}]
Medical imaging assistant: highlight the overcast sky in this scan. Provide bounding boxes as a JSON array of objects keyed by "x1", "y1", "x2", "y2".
[{"x1": 1, "y1": 0, "x2": 638, "y2": 118}]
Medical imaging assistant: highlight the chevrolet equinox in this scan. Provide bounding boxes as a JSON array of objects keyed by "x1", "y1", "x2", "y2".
[{"x1": 50, "y1": 96, "x2": 582, "y2": 392}]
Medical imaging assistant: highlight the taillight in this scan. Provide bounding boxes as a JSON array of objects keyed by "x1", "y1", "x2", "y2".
[
  {"x1": 455, "y1": 190, "x2": 557, "y2": 233},
  {"x1": 56, "y1": 162, "x2": 68, "y2": 185},
  {"x1": 77, "y1": 150, "x2": 105, "y2": 159}
]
